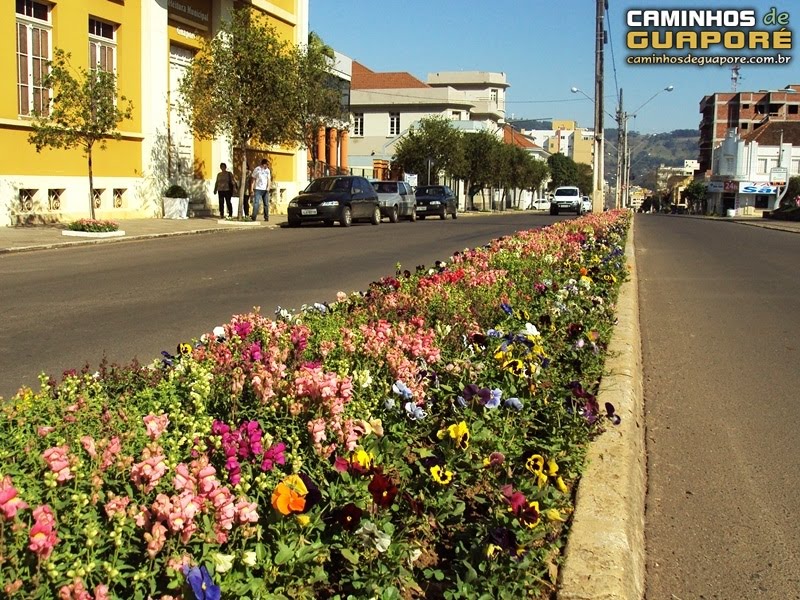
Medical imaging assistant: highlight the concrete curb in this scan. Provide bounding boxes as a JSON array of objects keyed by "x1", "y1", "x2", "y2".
[{"x1": 558, "y1": 222, "x2": 645, "y2": 600}]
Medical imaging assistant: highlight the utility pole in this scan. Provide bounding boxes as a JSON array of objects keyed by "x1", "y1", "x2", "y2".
[
  {"x1": 593, "y1": 0, "x2": 606, "y2": 212},
  {"x1": 615, "y1": 88, "x2": 625, "y2": 209}
]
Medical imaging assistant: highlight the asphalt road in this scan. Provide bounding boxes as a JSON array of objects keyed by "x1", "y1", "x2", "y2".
[
  {"x1": 0, "y1": 213, "x2": 566, "y2": 401},
  {"x1": 636, "y1": 215, "x2": 800, "y2": 599}
]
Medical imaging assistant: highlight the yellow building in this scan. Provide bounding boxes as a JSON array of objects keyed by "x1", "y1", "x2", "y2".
[
  {"x1": 543, "y1": 120, "x2": 594, "y2": 167},
  {"x1": 2, "y1": 0, "x2": 308, "y2": 225}
]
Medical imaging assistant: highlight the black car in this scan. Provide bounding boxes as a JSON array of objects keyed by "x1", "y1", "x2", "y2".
[
  {"x1": 415, "y1": 185, "x2": 457, "y2": 220},
  {"x1": 287, "y1": 176, "x2": 381, "y2": 227}
]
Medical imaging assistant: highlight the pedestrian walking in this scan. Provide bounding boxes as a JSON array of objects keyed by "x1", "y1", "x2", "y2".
[
  {"x1": 241, "y1": 163, "x2": 252, "y2": 218},
  {"x1": 251, "y1": 159, "x2": 271, "y2": 222},
  {"x1": 213, "y1": 163, "x2": 235, "y2": 218}
]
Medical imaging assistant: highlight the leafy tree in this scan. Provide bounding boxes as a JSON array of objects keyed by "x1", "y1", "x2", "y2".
[
  {"x1": 683, "y1": 179, "x2": 707, "y2": 213},
  {"x1": 782, "y1": 176, "x2": 800, "y2": 207},
  {"x1": 29, "y1": 48, "x2": 133, "y2": 220},
  {"x1": 546, "y1": 153, "x2": 580, "y2": 190},
  {"x1": 575, "y1": 162, "x2": 593, "y2": 196},
  {"x1": 179, "y1": 9, "x2": 299, "y2": 217},
  {"x1": 393, "y1": 116, "x2": 464, "y2": 185},
  {"x1": 291, "y1": 32, "x2": 347, "y2": 177},
  {"x1": 453, "y1": 130, "x2": 501, "y2": 210}
]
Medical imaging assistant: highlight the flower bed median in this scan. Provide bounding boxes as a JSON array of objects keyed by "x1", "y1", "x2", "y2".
[{"x1": 0, "y1": 211, "x2": 630, "y2": 599}]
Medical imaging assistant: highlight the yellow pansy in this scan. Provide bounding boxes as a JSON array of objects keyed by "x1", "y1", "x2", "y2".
[
  {"x1": 446, "y1": 421, "x2": 470, "y2": 450},
  {"x1": 430, "y1": 465, "x2": 453, "y2": 485}
]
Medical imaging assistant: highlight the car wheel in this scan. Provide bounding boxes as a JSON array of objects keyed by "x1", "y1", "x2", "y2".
[
  {"x1": 452, "y1": 207, "x2": 458, "y2": 220},
  {"x1": 370, "y1": 206, "x2": 381, "y2": 225},
  {"x1": 288, "y1": 217, "x2": 301, "y2": 227},
  {"x1": 440, "y1": 209, "x2": 447, "y2": 220},
  {"x1": 340, "y1": 206, "x2": 352, "y2": 227},
  {"x1": 389, "y1": 206, "x2": 399, "y2": 223},
  {"x1": 409, "y1": 207, "x2": 417, "y2": 222}
]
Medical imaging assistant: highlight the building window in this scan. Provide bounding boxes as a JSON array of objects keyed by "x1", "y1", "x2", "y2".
[
  {"x1": 789, "y1": 105, "x2": 799, "y2": 115},
  {"x1": 89, "y1": 17, "x2": 116, "y2": 73},
  {"x1": 740, "y1": 122, "x2": 749, "y2": 130},
  {"x1": 792, "y1": 159, "x2": 800, "y2": 175},
  {"x1": 389, "y1": 112, "x2": 400, "y2": 136},
  {"x1": 16, "y1": 0, "x2": 51, "y2": 116},
  {"x1": 451, "y1": 110, "x2": 461, "y2": 120},
  {"x1": 756, "y1": 158, "x2": 768, "y2": 174},
  {"x1": 490, "y1": 88, "x2": 498, "y2": 103},
  {"x1": 113, "y1": 188, "x2": 125, "y2": 208},
  {"x1": 19, "y1": 188, "x2": 36, "y2": 211},
  {"x1": 48, "y1": 188, "x2": 63, "y2": 210},
  {"x1": 755, "y1": 194, "x2": 769, "y2": 209},
  {"x1": 93, "y1": 188, "x2": 104, "y2": 208},
  {"x1": 353, "y1": 112, "x2": 363, "y2": 136}
]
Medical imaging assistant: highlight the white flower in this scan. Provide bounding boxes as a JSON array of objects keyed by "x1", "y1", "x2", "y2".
[
  {"x1": 242, "y1": 551, "x2": 257, "y2": 567},
  {"x1": 212, "y1": 552, "x2": 234, "y2": 573},
  {"x1": 356, "y1": 520, "x2": 391, "y2": 553},
  {"x1": 212, "y1": 325, "x2": 225, "y2": 339},
  {"x1": 521, "y1": 322, "x2": 540, "y2": 337}
]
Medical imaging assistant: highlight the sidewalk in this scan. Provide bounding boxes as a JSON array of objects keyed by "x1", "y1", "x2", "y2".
[{"x1": 0, "y1": 215, "x2": 288, "y2": 254}]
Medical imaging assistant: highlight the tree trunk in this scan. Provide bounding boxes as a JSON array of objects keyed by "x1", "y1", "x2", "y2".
[
  {"x1": 88, "y1": 146, "x2": 96, "y2": 221},
  {"x1": 238, "y1": 140, "x2": 248, "y2": 219}
]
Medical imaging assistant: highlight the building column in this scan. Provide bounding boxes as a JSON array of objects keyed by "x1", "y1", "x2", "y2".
[
  {"x1": 328, "y1": 128, "x2": 338, "y2": 173},
  {"x1": 340, "y1": 130, "x2": 349, "y2": 172}
]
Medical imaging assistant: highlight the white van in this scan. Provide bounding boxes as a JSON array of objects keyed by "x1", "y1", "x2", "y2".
[{"x1": 550, "y1": 186, "x2": 582, "y2": 215}]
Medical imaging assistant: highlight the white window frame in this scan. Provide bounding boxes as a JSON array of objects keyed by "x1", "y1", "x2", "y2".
[
  {"x1": 791, "y1": 159, "x2": 800, "y2": 175},
  {"x1": 353, "y1": 112, "x2": 364, "y2": 136},
  {"x1": 451, "y1": 110, "x2": 461, "y2": 120},
  {"x1": 16, "y1": 0, "x2": 52, "y2": 117},
  {"x1": 756, "y1": 158, "x2": 768, "y2": 174},
  {"x1": 89, "y1": 17, "x2": 117, "y2": 73},
  {"x1": 490, "y1": 88, "x2": 498, "y2": 104},
  {"x1": 389, "y1": 112, "x2": 400, "y2": 136}
]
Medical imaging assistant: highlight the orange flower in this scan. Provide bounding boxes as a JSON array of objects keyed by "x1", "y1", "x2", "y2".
[{"x1": 271, "y1": 475, "x2": 308, "y2": 515}]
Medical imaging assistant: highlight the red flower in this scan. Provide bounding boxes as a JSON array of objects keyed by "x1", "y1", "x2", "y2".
[
  {"x1": 368, "y1": 472, "x2": 398, "y2": 509},
  {"x1": 332, "y1": 503, "x2": 363, "y2": 531}
]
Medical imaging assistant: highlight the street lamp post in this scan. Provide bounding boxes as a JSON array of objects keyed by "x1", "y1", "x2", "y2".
[
  {"x1": 617, "y1": 85, "x2": 673, "y2": 208},
  {"x1": 570, "y1": 86, "x2": 605, "y2": 211}
]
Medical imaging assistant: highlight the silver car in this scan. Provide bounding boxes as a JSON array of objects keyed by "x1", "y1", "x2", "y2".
[{"x1": 370, "y1": 180, "x2": 417, "y2": 223}]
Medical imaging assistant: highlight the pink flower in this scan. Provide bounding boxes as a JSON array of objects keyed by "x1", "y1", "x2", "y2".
[
  {"x1": 29, "y1": 504, "x2": 59, "y2": 559},
  {"x1": 131, "y1": 453, "x2": 168, "y2": 493},
  {"x1": 143, "y1": 413, "x2": 170, "y2": 441},
  {"x1": 144, "y1": 522, "x2": 168, "y2": 558},
  {"x1": 0, "y1": 475, "x2": 28, "y2": 519},
  {"x1": 261, "y1": 442, "x2": 286, "y2": 471},
  {"x1": 173, "y1": 463, "x2": 196, "y2": 493},
  {"x1": 235, "y1": 498, "x2": 259, "y2": 524},
  {"x1": 80, "y1": 436, "x2": 97, "y2": 458},
  {"x1": 37, "y1": 426, "x2": 55, "y2": 437},
  {"x1": 103, "y1": 494, "x2": 130, "y2": 520},
  {"x1": 100, "y1": 437, "x2": 121, "y2": 470},
  {"x1": 42, "y1": 445, "x2": 74, "y2": 484}
]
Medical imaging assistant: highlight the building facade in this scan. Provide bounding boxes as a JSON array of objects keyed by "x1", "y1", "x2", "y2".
[
  {"x1": 698, "y1": 84, "x2": 800, "y2": 176},
  {"x1": 706, "y1": 122, "x2": 800, "y2": 216},
  {"x1": 2, "y1": 0, "x2": 308, "y2": 226}
]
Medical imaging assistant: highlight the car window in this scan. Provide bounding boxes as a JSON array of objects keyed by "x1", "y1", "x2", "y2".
[
  {"x1": 375, "y1": 182, "x2": 397, "y2": 194},
  {"x1": 555, "y1": 188, "x2": 579, "y2": 196},
  {"x1": 419, "y1": 186, "x2": 444, "y2": 196},
  {"x1": 305, "y1": 177, "x2": 351, "y2": 193}
]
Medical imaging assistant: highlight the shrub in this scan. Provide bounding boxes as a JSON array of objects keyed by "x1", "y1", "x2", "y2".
[
  {"x1": 66, "y1": 219, "x2": 120, "y2": 233},
  {"x1": 0, "y1": 212, "x2": 630, "y2": 599},
  {"x1": 163, "y1": 185, "x2": 189, "y2": 198}
]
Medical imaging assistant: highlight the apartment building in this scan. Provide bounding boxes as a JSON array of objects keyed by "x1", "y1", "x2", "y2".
[
  {"x1": 521, "y1": 120, "x2": 594, "y2": 166},
  {"x1": 698, "y1": 84, "x2": 800, "y2": 176},
  {"x1": 706, "y1": 122, "x2": 800, "y2": 216},
  {"x1": 2, "y1": 0, "x2": 308, "y2": 226}
]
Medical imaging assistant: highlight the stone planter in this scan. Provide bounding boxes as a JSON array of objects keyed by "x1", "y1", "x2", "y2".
[
  {"x1": 163, "y1": 197, "x2": 189, "y2": 219},
  {"x1": 62, "y1": 230, "x2": 126, "y2": 238}
]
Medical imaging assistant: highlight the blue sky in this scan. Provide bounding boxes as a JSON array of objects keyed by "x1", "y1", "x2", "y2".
[{"x1": 309, "y1": 0, "x2": 797, "y2": 134}]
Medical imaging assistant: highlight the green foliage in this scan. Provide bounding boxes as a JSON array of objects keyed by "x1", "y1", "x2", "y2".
[
  {"x1": 393, "y1": 116, "x2": 465, "y2": 184},
  {"x1": 546, "y1": 153, "x2": 581, "y2": 190},
  {"x1": 163, "y1": 185, "x2": 188, "y2": 198},
  {"x1": 28, "y1": 49, "x2": 133, "y2": 220},
  {"x1": 782, "y1": 175, "x2": 800, "y2": 208}
]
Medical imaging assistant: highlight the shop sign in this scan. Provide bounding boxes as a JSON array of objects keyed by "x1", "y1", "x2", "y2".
[
  {"x1": 168, "y1": 0, "x2": 210, "y2": 28},
  {"x1": 738, "y1": 182, "x2": 777, "y2": 194},
  {"x1": 706, "y1": 181, "x2": 725, "y2": 193}
]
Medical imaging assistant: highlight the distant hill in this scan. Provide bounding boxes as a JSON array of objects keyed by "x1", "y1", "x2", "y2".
[
  {"x1": 509, "y1": 119, "x2": 552, "y2": 130},
  {"x1": 604, "y1": 128, "x2": 699, "y2": 189}
]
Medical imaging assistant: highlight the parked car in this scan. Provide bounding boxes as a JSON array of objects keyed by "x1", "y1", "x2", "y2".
[
  {"x1": 549, "y1": 186, "x2": 583, "y2": 215},
  {"x1": 370, "y1": 180, "x2": 417, "y2": 222},
  {"x1": 415, "y1": 185, "x2": 458, "y2": 220},
  {"x1": 287, "y1": 176, "x2": 381, "y2": 227},
  {"x1": 529, "y1": 197, "x2": 551, "y2": 211},
  {"x1": 581, "y1": 196, "x2": 592, "y2": 214}
]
